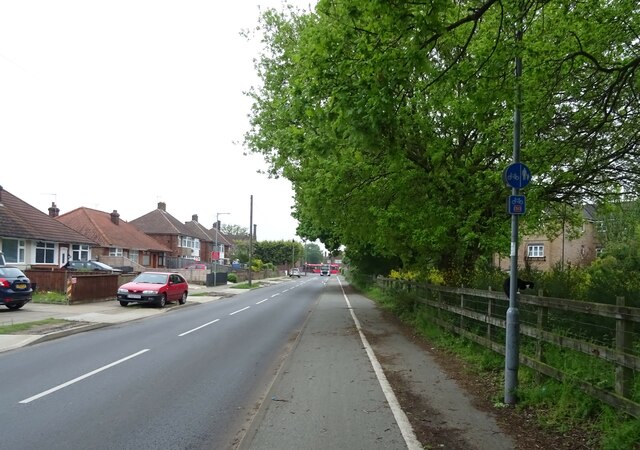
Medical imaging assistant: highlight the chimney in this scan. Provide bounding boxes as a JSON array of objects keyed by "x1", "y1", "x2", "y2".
[
  {"x1": 158, "y1": 202, "x2": 166, "y2": 211},
  {"x1": 192, "y1": 214, "x2": 198, "y2": 222},
  {"x1": 110, "y1": 210, "x2": 120, "y2": 225},
  {"x1": 48, "y1": 202, "x2": 60, "y2": 218}
]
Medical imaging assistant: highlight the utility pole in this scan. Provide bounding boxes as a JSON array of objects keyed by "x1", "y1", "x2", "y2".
[
  {"x1": 213, "y1": 212, "x2": 229, "y2": 287},
  {"x1": 248, "y1": 195, "x2": 253, "y2": 287}
]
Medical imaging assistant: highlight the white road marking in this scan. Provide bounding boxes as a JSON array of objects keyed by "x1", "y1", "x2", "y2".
[
  {"x1": 179, "y1": 319, "x2": 220, "y2": 336},
  {"x1": 19, "y1": 349, "x2": 150, "y2": 404},
  {"x1": 337, "y1": 277, "x2": 422, "y2": 450},
  {"x1": 230, "y1": 306, "x2": 250, "y2": 315},
  {"x1": 270, "y1": 293, "x2": 280, "y2": 298},
  {"x1": 256, "y1": 298, "x2": 269, "y2": 304}
]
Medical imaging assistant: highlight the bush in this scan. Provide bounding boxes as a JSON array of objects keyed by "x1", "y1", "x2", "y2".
[{"x1": 227, "y1": 273, "x2": 237, "y2": 283}]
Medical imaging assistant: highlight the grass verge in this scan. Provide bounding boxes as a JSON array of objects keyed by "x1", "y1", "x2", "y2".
[{"x1": 0, "y1": 318, "x2": 70, "y2": 334}]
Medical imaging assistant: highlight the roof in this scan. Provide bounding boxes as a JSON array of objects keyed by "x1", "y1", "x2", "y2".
[
  {"x1": 207, "y1": 227, "x2": 232, "y2": 246},
  {"x1": 130, "y1": 205, "x2": 194, "y2": 236},
  {"x1": 0, "y1": 187, "x2": 96, "y2": 245},
  {"x1": 56, "y1": 207, "x2": 172, "y2": 252},
  {"x1": 184, "y1": 220, "x2": 215, "y2": 242}
]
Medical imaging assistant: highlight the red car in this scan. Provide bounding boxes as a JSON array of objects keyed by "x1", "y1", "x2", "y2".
[
  {"x1": 185, "y1": 263, "x2": 207, "y2": 270},
  {"x1": 117, "y1": 272, "x2": 188, "y2": 308}
]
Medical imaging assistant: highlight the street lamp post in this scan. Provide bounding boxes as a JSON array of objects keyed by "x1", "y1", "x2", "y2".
[{"x1": 213, "y1": 212, "x2": 229, "y2": 287}]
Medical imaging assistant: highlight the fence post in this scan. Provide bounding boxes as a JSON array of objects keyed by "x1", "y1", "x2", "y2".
[
  {"x1": 615, "y1": 296, "x2": 632, "y2": 398},
  {"x1": 535, "y1": 288, "x2": 547, "y2": 383},
  {"x1": 460, "y1": 287, "x2": 465, "y2": 331},
  {"x1": 487, "y1": 287, "x2": 493, "y2": 342}
]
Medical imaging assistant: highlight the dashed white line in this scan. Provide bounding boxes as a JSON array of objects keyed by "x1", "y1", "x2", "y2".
[
  {"x1": 270, "y1": 293, "x2": 280, "y2": 298},
  {"x1": 256, "y1": 298, "x2": 269, "y2": 304},
  {"x1": 19, "y1": 349, "x2": 150, "y2": 404},
  {"x1": 179, "y1": 319, "x2": 220, "y2": 337},
  {"x1": 230, "y1": 306, "x2": 250, "y2": 315}
]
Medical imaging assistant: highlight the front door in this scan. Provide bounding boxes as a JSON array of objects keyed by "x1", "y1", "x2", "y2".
[{"x1": 59, "y1": 246, "x2": 69, "y2": 267}]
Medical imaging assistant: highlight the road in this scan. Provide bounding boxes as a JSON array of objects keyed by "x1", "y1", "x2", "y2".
[{"x1": 0, "y1": 277, "x2": 323, "y2": 450}]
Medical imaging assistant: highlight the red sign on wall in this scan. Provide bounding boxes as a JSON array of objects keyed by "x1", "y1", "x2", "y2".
[{"x1": 211, "y1": 251, "x2": 220, "y2": 260}]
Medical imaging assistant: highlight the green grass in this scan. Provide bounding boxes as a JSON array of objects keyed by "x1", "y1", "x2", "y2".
[
  {"x1": 0, "y1": 318, "x2": 69, "y2": 334},
  {"x1": 32, "y1": 291, "x2": 68, "y2": 304},
  {"x1": 232, "y1": 282, "x2": 264, "y2": 289}
]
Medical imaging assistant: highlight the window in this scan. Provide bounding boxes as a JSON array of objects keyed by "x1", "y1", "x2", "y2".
[
  {"x1": 109, "y1": 248, "x2": 123, "y2": 257},
  {"x1": 527, "y1": 244, "x2": 544, "y2": 258},
  {"x1": 72, "y1": 244, "x2": 90, "y2": 261},
  {"x1": 2, "y1": 239, "x2": 25, "y2": 263},
  {"x1": 130, "y1": 250, "x2": 139, "y2": 263},
  {"x1": 36, "y1": 241, "x2": 55, "y2": 264}
]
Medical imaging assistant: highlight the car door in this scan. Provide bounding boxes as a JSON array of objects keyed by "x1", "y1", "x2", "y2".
[{"x1": 168, "y1": 274, "x2": 182, "y2": 301}]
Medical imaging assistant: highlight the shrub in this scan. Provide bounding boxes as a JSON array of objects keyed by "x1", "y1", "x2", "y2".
[{"x1": 227, "y1": 273, "x2": 237, "y2": 283}]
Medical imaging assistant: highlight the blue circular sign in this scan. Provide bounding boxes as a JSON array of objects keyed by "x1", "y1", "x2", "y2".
[{"x1": 503, "y1": 163, "x2": 532, "y2": 189}]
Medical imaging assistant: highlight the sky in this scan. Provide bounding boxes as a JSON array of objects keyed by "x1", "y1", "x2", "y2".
[{"x1": 0, "y1": 0, "x2": 316, "y2": 242}]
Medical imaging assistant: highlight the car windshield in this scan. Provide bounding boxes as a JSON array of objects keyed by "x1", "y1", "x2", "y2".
[
  {"x1": 134, "y1": 273, "x2": 168, "y2": 284},
  {"x1": 92, "y1": 261, "x2": 112, "y2": 269}
]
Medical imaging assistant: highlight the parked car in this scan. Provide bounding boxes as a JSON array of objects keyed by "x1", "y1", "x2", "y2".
[
  {"x1": 0, "y1": 266, "x2": 34, "y2": 310},
  {"x1": 186, "y1": 263, "x2": 207, "y2": 270},
  {"x1": 289, "y1": 268, "x2": 301, "y2": 278},
  {"x1": 63, "y1": 260, "x2": 123, "y2": 273},
  {"x1": 117, "y1": 272, "x2": 188, "y2": 308}
]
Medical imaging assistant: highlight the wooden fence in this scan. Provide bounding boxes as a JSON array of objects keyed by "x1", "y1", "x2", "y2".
[{"x1": 376, "y1": 278, "x2": 640, "y2": 419}]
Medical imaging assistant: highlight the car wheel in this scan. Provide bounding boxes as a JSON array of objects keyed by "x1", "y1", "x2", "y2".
[
  {"x1": 119, "y1": 301, "x2": 129, "y2": 307},
  {"x1": 6, "y1": 303, "x2": 24, "y2": 310},
  {"x1": 178, "y1": 292, "x2": 187, "y2": 305},
  {"x1": 156, "y1": 294, "x2": 167, "y2": 308}
]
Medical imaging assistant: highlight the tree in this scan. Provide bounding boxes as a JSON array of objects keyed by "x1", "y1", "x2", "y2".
[
  {"x1": 245, "y1": 1, "x2": 640, "y2": 278},
  {"x1": 304, "y1": 242, "x2": 323, "y2": 264},
  {"x1": 221, "y1": 224, "x2": 249, "y2": 239},
  {"x1": 253, "y1": 240, "x2": 304, "y2": 266}
]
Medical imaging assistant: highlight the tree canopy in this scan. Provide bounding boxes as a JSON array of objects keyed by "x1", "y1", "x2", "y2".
[{"x1": 245, "y1": 0, "x2": 640, "y2": 277}]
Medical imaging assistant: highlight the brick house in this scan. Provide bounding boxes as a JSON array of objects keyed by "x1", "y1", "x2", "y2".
[
  {"x1": 494, "y1": 205, "x2": 600, "y2": 271},
  {"x1": 183, "y1": 215, "x2": 232, "y2": 265},
  {"x1": 0, "y1": 186, "x2": 97, "y2": 270},
  {"x1": 130, "y1": 202, "x2": 204, "y2": 266},
  {"x1": 55, "y1": 207, "x2": 172, "y2": 270}
]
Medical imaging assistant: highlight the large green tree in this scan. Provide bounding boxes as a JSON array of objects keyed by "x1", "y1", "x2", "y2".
[{"x1": 245, "y1": 0, "x2": 640, "y2": 277}]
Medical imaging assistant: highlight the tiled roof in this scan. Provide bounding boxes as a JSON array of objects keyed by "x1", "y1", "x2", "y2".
[
  {"x1": 0, "y1": 187, "x2": 96, "y2": 245},
  {"x1": 207, "y1": 227, "x2": 232, "y2": 246},
  {"x1": 184, "y1": 220, "x2": 215, "y2": 242},
  {"x1": 130, "y1": 206, "x2": 193, "y2": 236},
  {"x1": 56, "y1": 207, "x2": 172, "y2": 252}
]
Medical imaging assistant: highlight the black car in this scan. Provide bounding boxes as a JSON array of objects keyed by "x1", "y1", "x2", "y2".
[
  {"x1": 63, "y1": 260, "x2": 122, "y2": 273},
  {"x1": 0, "y1": 266, "x2": 34, "y2": 310}
]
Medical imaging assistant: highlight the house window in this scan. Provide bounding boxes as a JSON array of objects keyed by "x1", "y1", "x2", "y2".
[
  {"x1": 130, "y1": 250, "x2": 139, "y2": 263},
  {"x1": 143, "y1": 254, "x2": 150, "y2": 266},
  {"x1": 527, "y1": 244, "x2": 544, "y2": 258},
  {"x1": 109, "y1": 248, "x2": 123, "y2": 257},
  {"x1": 35, "y1": 241, "x2": 55, "y2": 264},
  {"x1": 2, "y1": 239, "x2": 25, "y2": 263},
  {"x1": 72, "y1": 244, "x2": 90, "y2": 261}
]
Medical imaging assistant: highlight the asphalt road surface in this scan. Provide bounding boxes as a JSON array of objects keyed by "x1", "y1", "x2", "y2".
[{"x1": 0, "y1": 277, "x2": 323, "y2": 450}]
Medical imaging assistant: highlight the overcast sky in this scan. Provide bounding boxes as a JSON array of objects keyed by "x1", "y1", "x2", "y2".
[{"x1": 0, "y1": 0, "x2": 316, "y2": 242}]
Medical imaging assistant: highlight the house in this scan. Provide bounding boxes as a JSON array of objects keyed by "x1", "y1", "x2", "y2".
[
  {"x1": 130, "y1": 202, "x2": 204, "y2": 266},
  {"x1": 207, "y1": 221, "x2": 233, "y2": 265},
  {"x1": 0, "y1": 186, "x2": 97, "y2": 269},
  {"x1": 494, "y1": 205, "x2": 600, "y2": 271},
  {"x1": 54, "y1": 207, "x2": 172, "y2": 270},
  {"x1": 182, "y1": 214, "x2": 232, "y2": 265}
]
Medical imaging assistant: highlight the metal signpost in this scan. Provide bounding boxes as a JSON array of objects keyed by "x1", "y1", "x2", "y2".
[{"x1": 213, "y1": 212, "x2": 229, "y2": 287}]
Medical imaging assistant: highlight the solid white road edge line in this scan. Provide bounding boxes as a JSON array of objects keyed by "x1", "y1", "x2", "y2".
[
  {"x1": 19, "y1": 349, "x2": 150, "y2": 404},
  {"x1": 337, "y1": 277, "x2": 422, "y2": 450},
  {"x1": 230, "y1": 306, "x2": 250, "y2": 316},
  {"x1": 179, "y1": 319, "x2": 220, "y2": 337}
]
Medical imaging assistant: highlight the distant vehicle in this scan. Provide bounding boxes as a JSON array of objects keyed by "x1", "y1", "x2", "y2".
[
  {"x1": 186, "y1": 263, "x2": 207, "y2": 270},
  {"x1": 63, "y1": 260, "x2": 122, "y2": 273},
  {"x1": 290, "y1": 268, "x2": 301, "y2": 278},
  {"x1": 117, "y1": 271, "x2": 188, "y2": 308},
  {"x1": 0, "y1": 266, "x2": 34, "y2": 310},
  {"x1": 320, "y1": 264, "x2": 330, "y2": 276}
]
